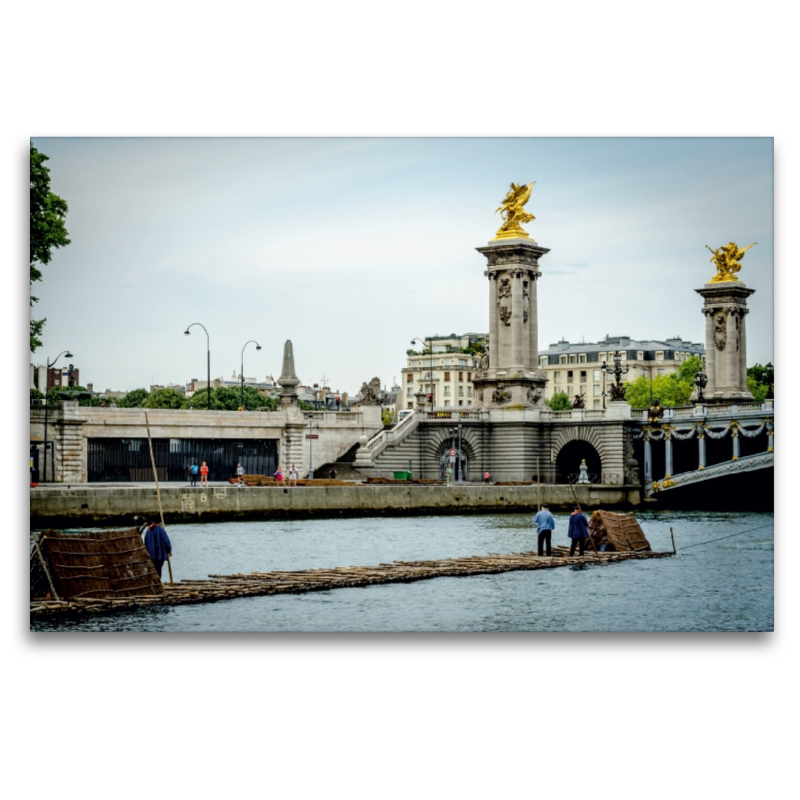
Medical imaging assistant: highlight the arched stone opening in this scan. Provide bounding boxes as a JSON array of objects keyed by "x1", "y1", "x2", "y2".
[
  {"x1": 554, "y1": 440, "x2": 602, "y2": 484},
  {"x1": 436, "y1": 436, "x2": 475, "y2": 481}
]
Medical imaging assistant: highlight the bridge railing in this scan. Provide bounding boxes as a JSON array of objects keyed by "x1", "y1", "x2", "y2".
[{"x1": 636, "y1": 400, "x2": 774, "y2": 422}]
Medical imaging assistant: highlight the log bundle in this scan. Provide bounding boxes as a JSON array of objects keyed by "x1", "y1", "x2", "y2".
[{"x1": 31, "y1": 546, "x2": 672, "y2": 620}]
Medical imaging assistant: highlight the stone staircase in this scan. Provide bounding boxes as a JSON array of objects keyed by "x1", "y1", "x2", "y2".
[{"x1": 315, "y1": 442, "x2": 365, "y2": 480}]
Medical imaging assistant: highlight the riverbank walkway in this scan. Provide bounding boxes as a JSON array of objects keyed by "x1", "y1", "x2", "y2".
[{"x1": 30, "y1": 546, "x2": 672, "y2": 619}]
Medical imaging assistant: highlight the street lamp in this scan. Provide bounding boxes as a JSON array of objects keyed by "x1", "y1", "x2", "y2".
[
  {"x1": 240, "y1": 340, "x2": 262, "y2": 410},
  {"x1": 694, "y1": 358, "x2": 708, "y2": 403},
  {"x1": 411, "y1": 337, "x2": 434, "y2": 410},
  {"x1": 43, "y1": 350, "x2": 73, "y2": 482},
  {"x1": 764, "y1": 362, "x2": 774, "y2": 400},
  {"x1": 184, "y1": 323, "x2": 211, "y2": 411}
]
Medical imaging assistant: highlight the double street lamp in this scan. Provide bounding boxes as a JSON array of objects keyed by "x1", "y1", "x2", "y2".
[
  {"x1": 449, "y1": 421, "x2": 464, "y2": 483},
  {"x1": 184, "y1": 323, "x2": 211, "y2": 410},
  {"x1": 240, "y1": 340, "x2": 262, "y2": 410},
  {"x1": 42, "y1": 350, "x2": 73, "y2": 483}
]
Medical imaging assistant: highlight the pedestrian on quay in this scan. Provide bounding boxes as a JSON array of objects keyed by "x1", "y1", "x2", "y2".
[
  {"x1": 189, "y1": 461, "x2": 199, "y2": 487},
  {"x1": 446, "y1": 464, "x2": 454, "y2": 485},
  {"x1": 144, "y1": 520, "x2": 172, "y2": 580},
  {"x1": 288, "y1": 463, "x2": 298, "y2": 487},
  {"x1": 483, "y1": 470, "x2": 491, "y2": 485},
  {"x1": 567, "y1": 504, "x2": 590, "y2": 556},
  {"x1": 200, "y1": 461, "x2": 209, "y2": 486},
  {"x1": 533, "y1": 502, "x2": 556, "y2": 557},
  {"x1": 236, "y1": 462, "x2": 245, "y2": 486},
  {"x1": 329, "y1": 466, "x2": 337, "y2": 480},
  {"x1": 274, "y1": 465, "x2": 284, "y2": 485}
]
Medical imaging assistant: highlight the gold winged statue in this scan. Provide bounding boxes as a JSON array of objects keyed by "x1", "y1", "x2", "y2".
[
  {"x1": 494, "y1": 182, "x2": 536, "y2": 240},
  {"x1": 705, "y1": 241, "x2": 756, "y2": 283}
]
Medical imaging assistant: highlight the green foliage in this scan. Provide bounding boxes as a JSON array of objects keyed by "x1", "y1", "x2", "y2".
[
  {"x1": 117, "y1": 388, "x2": 149, "y2": 408},
  {"x1": 747, "y1": 363, "x2": 773, "y2": 401},
  {"x1": 406, "y1": 349, "x2": 420, "y2": 356},
  {"x1": 382, "y1": 409, "x2": 397, "y2": 427},
  {"x1": 30, "y1": 387, "x2": 44, "y2": 402},
  {"x1": 46, "y1": 385, "x2": 102, "y2": 407},
  {"x1": 546, "y1": 391, "x2": 572, "y2": 411},
  {"x1": 30, "y1": 143, "x2": 70, "y2": 352},
  {"x1": 462, "y1": 339, "x2": 486, "y2": 356},
  {"x1": 298, "y1": 400, "x2": 315, "y2": 411},
  {"x1": 144, "y1": 388, "x2": 185, "y2": 409},
  {"x1": 624, "y1": 374, "x2": 693, "y2": 408},
  {"x1": 181, "y1": 386, "x2": 278, "y2": 411},
  {"x1": 677, "y1": 355, "x2": 704, "y2": 383}
]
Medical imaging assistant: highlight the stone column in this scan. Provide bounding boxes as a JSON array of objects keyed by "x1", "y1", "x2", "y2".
[
  {"x1": 738, "y1": 310, "x2": 748, "y2": 392},
  {"x1": 704, "y1": 310, "x2": 716, "y2": 390},
  {"x1": 664, "y1": 431, "x2": 673, "y2": 478},
  {"x1": 644, "y1": 435, "x2": 652, "y2": 483},
  {"x1": 528, "y1": 276, "x2": 539, "y2": 370},
  {"x1": 511, "y1": 271, "x2": 523, "y2": 369},
  {"x1": 725, "y1": 311, "x2": 738, "y2": 391},
  {"x1": 488, "y1": 275, "x2": 499, "y2": 372}
]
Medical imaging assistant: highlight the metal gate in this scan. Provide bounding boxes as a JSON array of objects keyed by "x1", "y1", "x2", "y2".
[{"x1": 87, "y1": 438, "x2": 278, "y2": 483}]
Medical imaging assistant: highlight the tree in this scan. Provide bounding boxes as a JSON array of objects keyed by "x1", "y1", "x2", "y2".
[
  {"x1": 30, "y1": 143, "x2": 70, "y2": 352},
  {"x1": 143, "y1": 388, "x2": 185, "y2": 409},
  {"x1": 624, "y1": 373, "x2": 693, "y2": 408},
  {"x1": 546, "y1": 391, "x2": 572, "y2": 411},
  {"x1": 31, "y1": 387, "x2": 44, "y2": 403},
  {"x1": 180, "y1": 386, "x2": 279, "y2": 411},
  {"x1": 117, "y1": 388, "x2": 149, "y2": 408},
  {"x1": 298, "y1": 400, "x2": 315, "y2": 411},
  {"x1": 677, "y1": 355, "x2": 703, "y2": 383},
  {"x1": 747, "y1": 363, "x2": 773, "y2": 402}
]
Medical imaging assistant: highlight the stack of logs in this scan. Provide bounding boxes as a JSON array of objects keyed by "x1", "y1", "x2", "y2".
[{"x1": 31, "y1": 547, "x2": 672, "y2": 619}]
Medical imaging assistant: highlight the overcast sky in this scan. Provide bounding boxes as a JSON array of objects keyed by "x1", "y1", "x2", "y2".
[{"x1": 31, "y1": 137, "x2": 773, "y2": 394}]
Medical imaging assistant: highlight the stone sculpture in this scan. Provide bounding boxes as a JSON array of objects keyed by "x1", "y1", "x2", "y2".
[{"x1": 358, "y1": 377, "x2": 383, "y2": 406}]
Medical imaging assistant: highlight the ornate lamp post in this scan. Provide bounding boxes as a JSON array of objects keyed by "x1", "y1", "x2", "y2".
[
  {"x1": 184, "y1": 323, "x2": 211, "y2": 410},
  {"x1": 43, "y1": 349, "x2": 73, "y2": 482},
  {"x1": 603, "y1": 352, "x2": 628, "y2": 401},
  {"x1": 694, "y1": 358, "x2": 708, "y2": 403},
  {"x1": 307, "y1": 412, "x2": 316, "y2": 479},
  {"x1": 240, "y1": 340, "x2": 262, "y2": 410},
  {"x1": 765, "y1": 362, "x2": 774, "y2": 400},
  {"x1": 411, "y1": 337, "x2": 434, "y2": 410}
]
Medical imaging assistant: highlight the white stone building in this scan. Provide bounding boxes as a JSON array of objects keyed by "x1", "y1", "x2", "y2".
[{"x1": 400, "y1": 333, "x2": 485, "y2": 409}]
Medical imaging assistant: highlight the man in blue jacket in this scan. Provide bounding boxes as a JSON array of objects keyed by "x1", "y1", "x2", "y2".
[
  {"x1": 567, "y1": 505, "x2": 589, "y2": 556},
  {"x1": 144, "y1": 521, "x2": 172, "y2": 580},
  {"x1": 533, "y1": 503, "x2": 556, "y2": 556}
]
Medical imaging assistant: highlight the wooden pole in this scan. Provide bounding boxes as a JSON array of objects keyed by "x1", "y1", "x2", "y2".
[
  {"x1": 144, "y1": 412, "x2": 173, "y2": 585},
  {"x1": 567, "y1": 476, "x2": 600, "y2": 558},
  {"x1": 670, "y1": 526, "x2": 676, "y2": 555},
  {"x1": 33, "y1": 534, "x2": 59, "y2": 600}
]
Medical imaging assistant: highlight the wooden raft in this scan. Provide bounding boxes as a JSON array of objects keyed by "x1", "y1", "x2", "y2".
[{"x1": 30, "y1": 547, "x2": 672, "y2": 619}]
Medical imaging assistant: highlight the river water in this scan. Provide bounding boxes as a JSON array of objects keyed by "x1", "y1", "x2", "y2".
[{"x1": 30, "y1": 510, "x2": 773, "y2": 632}]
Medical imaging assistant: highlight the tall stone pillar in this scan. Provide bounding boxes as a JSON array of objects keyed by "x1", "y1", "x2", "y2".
[
  {"x1": 473, "y1": 238, "x2": 549, "y2": 408},
  {"x1": 693, "y1": 282, "x2": 755, "y2": 404}
]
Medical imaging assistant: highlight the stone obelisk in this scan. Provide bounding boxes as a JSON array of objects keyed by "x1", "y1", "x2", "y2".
[
  {"x1": 693, "y1": 243, "x2": 756, "y2": 404},
  {"x1": 473, "y1": 182, "x2": 549, "y2": 408},
  {"x1": 277, "y1": 339, "x2": 300, "y2": 407}
]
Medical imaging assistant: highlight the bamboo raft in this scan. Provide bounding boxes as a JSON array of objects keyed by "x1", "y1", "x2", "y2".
[{"x1": 30, "y1": 546, "x2": 673, "y2": 620}]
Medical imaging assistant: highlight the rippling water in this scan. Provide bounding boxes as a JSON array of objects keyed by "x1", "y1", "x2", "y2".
[{"x1": 31, "y1": 510, "x2": 773, "y2": 632}]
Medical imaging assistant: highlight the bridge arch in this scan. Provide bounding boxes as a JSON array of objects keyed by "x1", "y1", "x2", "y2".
[
  {"x1": 432, "y1": 429, "x2": 477, "y2": 481},
  {"x1": 551, "y1": 426, "x2": 609, "y2": 484}
]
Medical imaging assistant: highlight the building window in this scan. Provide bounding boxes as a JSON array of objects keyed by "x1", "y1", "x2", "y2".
[
  {"x1": 444, "y1": 371, "x2": 450, "y2": 381},
  {"x1": 593, "y1": 400, "x2": 601, "y2": 409},
  {"x1": 407, "y1": 374, "x2": 413, "y2": 382},
  {"x1": 599, "y1": 352, "x2": 607, "y2": 362},
  {"x1": 458, "y1": 400, "x2": 463, "y2": 406},
  {"x1": 554, "y1": 371, "x2": 560, "y2": 383},
  {"x1": 593, "y1": 385, "x2": 600, "y2": 396},
  {"x1": 459, "y1": 360, "x2": 467, "y2": 367},
  {"x1": 444, "y1": 400, "x2": 450, "y2": 406},
  {"x1": 559, "y1": 355, "x2": 567, "y2": 364},
  {"x1": 655, "y1": 351, "x2": 664, "y2": 362},
  {"x1": 459, "y1": 371, "x2": 463, "y2": 381},
  {"x1": 580, "y1": 370, "x2": 587, "y2": 381},
  {"x1": 444, "y1": 386, "x2": 451, "y2": 395},
  {"x1": 567, "y1": 371, "x2": 574, "y2": 382},
  {"x1": 658, "y1": 368, "x2": 665, "y2": 376},
  {"x1": 467, "y1": 386, "x2": 472, "y2": 396},
  {"x1": 569, "y1": 355, "x2": 577, "y2": 364},
  {"x1": 540, "y1": 357, "x2": 548, "y2": 368},
  {"x1": 580, "y1": 385, "x2": 586, "y2": 395},
  {"x1": 467, "y1": 372, "x2": 471, "y2": 381},
  {"x1": 637, "y1": 351, "x2": 643, "y2": 360},
  {"x1": 407, "y1": 387, "x2": 413, "y2": 397},
  {"x1": 593, "y1": 370, "x2": 600, "y2": 381},
  {"x1": 458, "y1": 386, "x2": 464, "y2": 396},
  {"x1": 579, "y1": 354, "x2": 586, "y2": 363},
  {"x1": 407, "y1": 402, "x2": 413, "y2": 409}
]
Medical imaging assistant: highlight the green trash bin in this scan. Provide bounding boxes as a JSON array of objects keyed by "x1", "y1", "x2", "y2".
[{"x1": 393, "y1": 471, "x2": 412, "y2": 480}]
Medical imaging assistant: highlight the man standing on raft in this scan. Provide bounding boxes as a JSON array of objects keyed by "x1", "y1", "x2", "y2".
[{"x1": 144, "y1": 521, "x2": 172, "y2": 580}]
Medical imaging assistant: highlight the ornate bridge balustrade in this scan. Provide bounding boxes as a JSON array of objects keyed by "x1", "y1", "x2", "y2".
[{"x1": 633, "y1": 401, "x2": 774, "y2": 496}]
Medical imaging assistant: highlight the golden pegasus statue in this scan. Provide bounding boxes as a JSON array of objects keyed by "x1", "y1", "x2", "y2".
[
  {"x1": 494, "y1": 182, "x2": 536, "y2": 240},
  {"x1": 705, "y1": 241, "x2": 756, "y2": 283}
]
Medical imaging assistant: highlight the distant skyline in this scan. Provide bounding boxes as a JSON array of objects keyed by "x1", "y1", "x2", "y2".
[{"x1": 31, "y1": 137, "x2": 773, "y2": 395}]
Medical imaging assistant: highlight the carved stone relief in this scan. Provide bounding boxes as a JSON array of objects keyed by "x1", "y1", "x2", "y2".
[
  {"x1": 714, "y1": 314, "x2": 727, "y2": 351},
  {"x1": 499, "y1": 306, "x2": 511, "y2": 326}
]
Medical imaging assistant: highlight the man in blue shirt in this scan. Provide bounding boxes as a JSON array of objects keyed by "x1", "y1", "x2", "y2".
[
  {"x1": 533, "y1": 503, "x2": 556, "y2": 556},
  {"x1": 144, "y1": 521, "x2": 172, "y2": 580},
  {"x1": 189, "y1": 461, "x2": 199, "y2": 487}
]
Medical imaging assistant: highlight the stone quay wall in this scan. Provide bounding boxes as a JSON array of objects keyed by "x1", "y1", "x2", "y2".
[
  {"x1": 30, "y1": 483, "x2": 642, "y2": 528},
  {"x1": 30, "y1": 402, "x2": 383, "y2": 483}
]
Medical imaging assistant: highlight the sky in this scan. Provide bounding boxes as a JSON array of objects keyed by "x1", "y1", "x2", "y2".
[{"x1": 30, "y1": 136, "x2": 773, "y2": 395}]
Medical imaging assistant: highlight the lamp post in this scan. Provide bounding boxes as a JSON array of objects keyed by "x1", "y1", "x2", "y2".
[
  {"x1": 240, "y1": 339, "x2": 262, "y2": 410},
  {"x1": 694, "y1": 358, "x2": 708, "y2": 403},
  {"x1": 43, "y1": 350, "x2": 73, "y2": 483},
  {"x1": 411, "y1": 337, "x2": 434, "y2": 410},
  {"x1": 603, "y1": 351, "x2": 629, "y2": 402},
  {"x1": 184, "y1": 323, "x2": 211, "y2": 410},
  {"x1": 308, "y1": 412, "x2": 315, "y2": 479},
  {"x1": 764, "y1": 362, "x2": 774, "y2": 400}
]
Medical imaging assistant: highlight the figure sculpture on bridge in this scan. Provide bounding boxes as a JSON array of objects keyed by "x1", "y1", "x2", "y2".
[
  {"x1": 705, "y1": 241, "x2": 756, "y2": 283},
  {"x1": 494, "y1": 182, "x2": 536, "y2": 239},
  {"x1": 571, "y1": 393, "x2": 586, "y2": 409}
]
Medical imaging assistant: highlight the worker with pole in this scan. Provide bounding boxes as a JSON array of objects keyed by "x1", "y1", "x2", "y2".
[
  {"x1": 567, "y1": 475, "x2": 600, "y2": 558},
  {"x1": 143, "y1": 412, "x2": 174, "y2": 584}
]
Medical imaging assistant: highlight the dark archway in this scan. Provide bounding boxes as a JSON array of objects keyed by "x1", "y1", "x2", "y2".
[{"x1": 555, "y1": 440, "x2": 602, "y2": 484}]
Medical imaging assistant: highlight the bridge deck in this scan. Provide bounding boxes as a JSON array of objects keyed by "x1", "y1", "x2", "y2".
[{"x1": 647, "y1": 451, "x2": 774, "y2": 495}]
